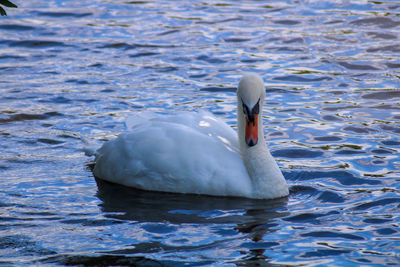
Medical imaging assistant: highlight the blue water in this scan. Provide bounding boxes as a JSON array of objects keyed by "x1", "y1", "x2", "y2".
[{"x1": 1, "y1": 0, "x2": 399, "y2": 265}]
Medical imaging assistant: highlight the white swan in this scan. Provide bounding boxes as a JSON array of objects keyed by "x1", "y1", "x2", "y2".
[{"x1": 93, "y1": 73, "x2": 289, "y2": 199}]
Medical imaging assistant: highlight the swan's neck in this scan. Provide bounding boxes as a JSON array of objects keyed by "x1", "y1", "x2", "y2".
[{"x1": 237, "y1": 102, "x2": 288, "y2": 199}]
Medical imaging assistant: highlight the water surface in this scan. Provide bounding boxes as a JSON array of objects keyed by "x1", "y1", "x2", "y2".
[{"x1": 0, "y1": 0, "x2": 399, "y2": 265}]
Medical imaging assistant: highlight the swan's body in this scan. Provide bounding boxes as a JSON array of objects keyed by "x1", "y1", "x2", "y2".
[{"x1": 93, "y1": 73, "x2": 289, "y2": 199}]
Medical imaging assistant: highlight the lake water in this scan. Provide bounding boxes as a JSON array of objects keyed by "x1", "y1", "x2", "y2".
[{"x1": 1, "y1": 0, "x2": 399, "y2": 265}]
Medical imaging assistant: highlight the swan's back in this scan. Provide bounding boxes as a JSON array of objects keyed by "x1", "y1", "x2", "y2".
[{"x1": 93, "y1": 111, "x2": 252, "y2": 197}]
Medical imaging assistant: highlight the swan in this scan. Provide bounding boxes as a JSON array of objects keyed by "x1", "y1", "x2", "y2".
[{"x1": 93, "y1": 73, "x2": 289, "y2": 199}]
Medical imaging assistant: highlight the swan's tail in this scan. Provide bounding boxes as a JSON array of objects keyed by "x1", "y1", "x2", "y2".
[
  {"x1": 83, "y1": 145, "x2": 97, "y2": 157},
  {"x1": 79, "y1": 134, "x2": 98, "y2": 157},
  {"x1": 81, "y1": 139, "x2": 97, "y2": 157}
]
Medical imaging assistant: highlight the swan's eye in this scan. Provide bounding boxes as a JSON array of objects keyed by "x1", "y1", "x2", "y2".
[
  {"x1": 252, "y1": 99, "x2": 260, "y2": 114},
  {"x1": 242, "y1": 101, "x2": 249, "y2": 115}
]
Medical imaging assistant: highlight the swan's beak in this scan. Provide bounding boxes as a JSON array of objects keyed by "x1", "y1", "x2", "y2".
[{"x1": 245, "y1": 113, "x2": 258, "y2": 147}]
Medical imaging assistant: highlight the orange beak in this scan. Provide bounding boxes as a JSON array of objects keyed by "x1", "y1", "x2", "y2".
[{"x1": 245, "y1": 114, "x2": 258, "y2": 147}]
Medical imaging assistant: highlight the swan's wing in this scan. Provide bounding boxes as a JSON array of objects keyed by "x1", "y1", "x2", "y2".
[
  {"x1": 126, "y1": 111, "x2": 239, "y2": 153},
  {"x1": 94, "y1": 111, "x2": 251, "y2": 197}
]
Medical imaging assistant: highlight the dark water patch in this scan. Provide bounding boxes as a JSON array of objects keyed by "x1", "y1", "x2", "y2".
[
  {"x1": 272, "y1": 148, "x2": 323, "y2": 158},
  {"x1": 289, "y1": 185, "x2": 319, "y2": 196},
  {"x1": 372, "y1": 104, "x2": 399, "y2": 110},
  {"x1": 323, "y1": 105, "x2": 362, "y2": 112},
  {"x1": 363, "y1": 217, "x2": 393, "y2": 224},
  {"x1": 223, "y1": 37, "x2": 250, "y2": 43},
  {"x1": 268, "y1": 131, "x2": 286, "y2": 138},
  {"x1": 100, "y1": 42, "x2": 177, "y2": 50},
  {"x1": 0, "y1": 55, "x2": 24, "y2": 60},
  {"x1": 57, "y1": 133, "x2": 81, "y2": 140},
  {"x1": 144, "y1": 65, "x2": 178, "y2": 73},
  {"x1": 386, "y1": 62, "x2": 400, "y2": 68},
  {"x1": 6, "y1": 157, "x2": 50, "y2": 165},
  {"x1": 42, "y1": 71, "x2": 60, "y2": 75},
  {"x1": 200, "y1": 86, "x2": 236, "y2": 92},
  {"x1": 268, "y1": 46, "x2": 307, "y2": 53},
  {"x1": 37, "y1": 138, "x2": 64, "y2": 145},
  {"x1": 89, "y1": 63, "x2": 103, "y2": 68},
  {"x1": 104, "y1": 241, "x2": 195, "y2": 256},
  {"x1": 338, "y1": 61, "x2": 379, "y2": 71},
  {"x1": 337, "y1": 174, "x2": 380, "y2": 186},
  {"x1": 366, "y1": 31, "x2": 397, "y2": 40},
  {"x1": 158, "y1": 29, "x2": 180, "y2": 36},
  {"x1": 241, "y1": 58, "x2": 265, "y2": 63},
  {"x1": 302, "y1": 230, "x2": 364, "y2": 241},
  {"x1": 350, "y1": 17, "x2": 400, "y2": 29},
  {"x1": 313, "y1": 136, "x2": 343, "y2": 142},
  {"x1": 101, "y1": 88, "x2": 115, "y2": 93},
  {"x1": 0, "y1": 112, "x2": 63, "y2": 123},
  {"x1": 381, "y1": 140, "x2": 400, "y2": 146},
  {"x1": 367, "y1": 45, "x2": 400, "y2": 53},
  {"x1": 283, "y1": 211, "x2": 339, "y2": 225},
  {"x1": 134, "y1": 43, "x2": 178, "y2": 48},
  {"x1": 241, "y1": 241, "x2": 280, "y2": 249},
  {"x1": 272, "y1": 75, "x2": 332, "y2": 82},
  {"x1": 65, "y1": 78, "x2": 107, "y2": 85},
  {"x1": 318, "y1": 191, "x2": 346, "y2": 203},
  {"x1": 322, "y1": 115, "x2": 343, "y2": 121},
  {"x1": 41, "y1": 254, "x2": 166, "y2": 266},
  {"x1": 266, "y1": 87, "x2": 292, "y2": 93},
  {"x1": 38, "y1": 96, "x2": 71, "y2": 104},
  {"x1": 129, "y1": 52, "x2": 160, "y2": 58},
  {"x1": 351, "y1": 197, "x2": 400, "y2": 211},
  {"x1": 9, "y1": 40, "x2": 67, "y2": 48},
  {"x1": 0, "y1": 216, "x2": 30, "y2": 223},
  {"x1": 279, "y1": 108, "x2": 297, "y2": 114},
  {"x1": 283, "y1": 37, "x2": 305, "y2": 44},
  {"x1": 0, "y1": 165, "x2": 9, "y2": 170},
  {"x1": 36, "y1": 11, "x2": 92, "y2": 18},
  {"x1": 196, "y1": 17, "x2": 242, "y2": 25},
  {"x1": 0, "y1": 235, "x2": 56, "y2": 256},
  {"x1": 393, "y1": 115, "x2": 400, "y2": 120},
  {"x1": 370, "y1": 159, "x2": 386, "y2": 166},
  {"x1": 371, "y1": 149, "x2": 393, "y2": 155},
  {"x1": 124, "y1": 1, "x2": 152, "y2": 5},
  {"x1": 189, "y1": 73, "x2": 208, "y2": 78},
  {"x1": 273, "y1": 19, "x2": 301, "y2": 25},
  {"x1": 196, "y1": 55, "x2": 226, "y2": 64},
  {"x1": 343, "y1": 126, "x2": 377, "y2": 134},
  {"x1": 300, "y1": 248, "x2": 352, "y2": 258},
  {"x1": 142, "y1": 223, "x2": 178, "y2": 234},
  {"x1": 362, "y1": 91, "x2": 400, "y2": 100},
  {"x1": 65, "y1": 79, "x2": 90, "y2": 85},
  {"x1": 61, "y1": 218, "x2": 122, "y2": 227},
  {"x1": 21, "y1": 211, "x2": 59, "y2": 217},
  {"x1": 324, "y1": 19, "x2": 344, "y2": 25},
  {"x1": 376, "y1": 228, "x2": 397, "y2": 235},
  {"x1": 0, "y1": 24, "x2": 36, "y2": 31},
  {"x1": 335, "y1": 149, "x2": 365, "y2": 155},
  {"x1": 100, "y1": 42, "x2": 137, "y2": 50},
  {"x1": 380, "y1": 124, "x2": 400, "y2": 134},
  {"x1": 286, "y1": 170, "x2": 381, "y2": 186},
  {"x1": 0, "y1": 131, "x2": 10, "y2": 137}
]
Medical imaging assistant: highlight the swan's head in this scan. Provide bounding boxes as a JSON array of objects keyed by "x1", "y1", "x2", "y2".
[{"x1": 237, "y1": 73, "x2": 266, "y2": 147}]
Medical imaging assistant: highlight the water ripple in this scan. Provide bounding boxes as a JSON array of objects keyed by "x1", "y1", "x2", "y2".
[{"x1": 0, "y1": 0, "x2": 399, "y2": 265}]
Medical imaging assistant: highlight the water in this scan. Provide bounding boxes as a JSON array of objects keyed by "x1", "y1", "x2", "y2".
[{"x1": 1, "y1": 0, "x2": 399, "y2": 265}]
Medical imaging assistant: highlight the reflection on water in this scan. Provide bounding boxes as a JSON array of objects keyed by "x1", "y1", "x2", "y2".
[
  {"x1": 0, "y1": 0, "x2": 399, "y2": 265},
  {"x1": 96, "y1": 179, "x2": 288, "y2": 224}
]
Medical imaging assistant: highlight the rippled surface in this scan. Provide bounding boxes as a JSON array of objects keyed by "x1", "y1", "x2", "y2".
[{"x1": 1, "y1": 0, "x2": 400, "y2": 265}]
